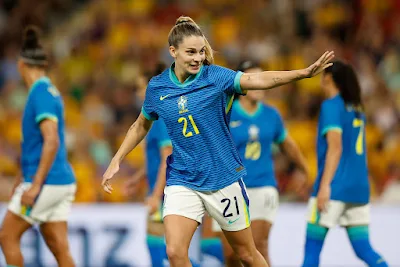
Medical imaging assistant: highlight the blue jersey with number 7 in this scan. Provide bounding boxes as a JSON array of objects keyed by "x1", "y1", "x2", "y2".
[
  {"x1": 21, "y1": 77, "x2": 75, "y2": 185},
  {"x1": 312, "y1": 95, "x2": 370, "y2": 204},
  {"x1": 142, "y1": 64, "x2": 246, "y2": 191}
]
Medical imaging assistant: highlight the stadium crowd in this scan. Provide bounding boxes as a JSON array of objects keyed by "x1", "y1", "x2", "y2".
[{"x1": 0, "y1": 0, "x2": 399, "y2": 203}]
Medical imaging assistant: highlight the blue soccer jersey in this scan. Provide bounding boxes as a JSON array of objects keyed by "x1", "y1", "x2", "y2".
[
  {"x1": 142, "y1": 64, "x2": 246, "y2": 191},
  {"x1": 229, "y1": 100, "x2": 287, "y2": 188},
  {"x1": 145, "y1": 119, "x2": 172, "y2": 194},
  {"x1": 312, "y1": 95, "x2": 369, "y2": 204},
  {"x1": 21, "y1": 77, "x2": 75, "y2": 185}
]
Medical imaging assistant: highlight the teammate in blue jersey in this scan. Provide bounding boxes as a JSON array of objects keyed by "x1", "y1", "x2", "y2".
[
  {"x1": 0, "y1": 27, "x2": 76, "y2": 267},
  {"x1": 302, "y1": 60, "x2": 388, "y2": 267},
  {"x1": 102, "y1": 15, "x2": 334, "y2": 267},
  {"x1": 212, "y1": 61, "x2": 309, "y2": 267}
]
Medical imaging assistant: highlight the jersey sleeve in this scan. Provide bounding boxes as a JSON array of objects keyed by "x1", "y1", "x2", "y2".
[
  {"x1": 320, "y1": 99, "x2": 342, "y2": 136},
  {"x1": 210, "y1": 65, "x2": 245, "y2": 96},
  {"x1": 155, "y1": 120, "x2": 172, "y2": 148},
  {"x1": 141, "y1": 81, "x2": 159, "y2": 121},
  {"x1": 32, "y1": 84, "x2": 59, "y2": 124},
  {"x1": 273, "y1": 110, "x2": 288, "y2": 144}
]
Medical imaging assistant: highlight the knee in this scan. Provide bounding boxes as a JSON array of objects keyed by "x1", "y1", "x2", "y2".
[
  {"x1": 226, "y1": 253, "x2": 241, "y2": 267},
  {"x1": 166, "y1": 243, "x2": 187, "y2": 262},
  {"x1": 254, "y1": 238, "x2": 268, "y2": 255},
  {"x1": 46, "y1": 237, "x2": 69, "y2": 256},
  {"x1": 0, "y1": 229, "x2": 7, "y2": 246},
  {"x1": 0, "y1": 228, "x2": 13, "y2": 246},
  {"x1": 235, "y1": 247, "x2": 254, "y2": 266}
]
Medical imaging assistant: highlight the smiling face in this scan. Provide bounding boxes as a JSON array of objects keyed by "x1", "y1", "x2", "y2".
[{"x1": 169, "y1": 35, "x2": 206, "y2": 77}]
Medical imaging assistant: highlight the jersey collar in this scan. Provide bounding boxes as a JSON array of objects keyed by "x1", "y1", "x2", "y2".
[
  {"x1": 234, "y1": 100, "x2": 263, "y2": 118},
  {"x1": 169, "y1": 63, "x2": 203, "y2": 88},
  {"x1": 29, "y1": 76, "x2": 50, "y2": 94}
]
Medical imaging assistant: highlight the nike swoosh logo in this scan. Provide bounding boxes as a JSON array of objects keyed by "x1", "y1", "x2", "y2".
[
  {"x1": 230, "y1": 121, "x2": 242, "y2": 128},
  {"x1": 160, "y1": 94, "x2": 170, "y2": 100},
  {"x1": 228, "y1": 218, "x2": 240, "y2": 224}
]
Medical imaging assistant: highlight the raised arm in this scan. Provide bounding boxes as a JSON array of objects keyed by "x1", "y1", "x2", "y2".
[
  {"x1": 102, "y1": 112, "x2": 153, "y2": 193},
  {"x1": 240, "y1": 51, "x2": 335, "y2": 91}
]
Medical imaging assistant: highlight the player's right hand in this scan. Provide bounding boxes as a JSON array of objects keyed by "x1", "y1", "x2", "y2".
[
  {"x1": 102, "y1": 159, "x2": 120, "y2": 194},
  {"x1": 145, "y1": 195, "x2": 160, "y2": 215},
  {"x1": 317, "y1": 185, "x2": 331, "y2": 212}
]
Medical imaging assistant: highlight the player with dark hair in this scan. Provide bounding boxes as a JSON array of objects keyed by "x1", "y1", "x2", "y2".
[
  {"x1": 0, "y1": 26, "x2": 76, "y2": 267},
  {"x1": 302, "y1": 60, "x2": 388, "y2": 267}
]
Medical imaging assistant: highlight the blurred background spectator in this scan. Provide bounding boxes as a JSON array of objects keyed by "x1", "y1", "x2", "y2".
[{"x1": 0, "y1": 0, "x2": 399, "y2": 204}]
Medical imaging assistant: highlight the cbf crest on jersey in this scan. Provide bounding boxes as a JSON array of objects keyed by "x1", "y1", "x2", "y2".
[
  {"x1": 248, "y1": 125, "x2": 260, "y2": 141},
  {"x1": 178, "y1": 96, "x2": 189, "y2": 114}
]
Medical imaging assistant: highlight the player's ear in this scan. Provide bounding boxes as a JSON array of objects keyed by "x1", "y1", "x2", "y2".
[{"x1": 169, "y1": 46, "x2": 177, "y2": 59}]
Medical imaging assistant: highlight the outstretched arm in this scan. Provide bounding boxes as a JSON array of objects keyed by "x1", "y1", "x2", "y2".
[{"x1": 240, "y1": 51, "x2": 334, "y2": 91}]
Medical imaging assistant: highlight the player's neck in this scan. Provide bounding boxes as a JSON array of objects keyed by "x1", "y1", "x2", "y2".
[
  {"x1": 174, "y1": 67, "x2": 191, "y2": 83},
  {"x1": 327, "y1": 86, "x2": 339, "y2": 99},
  {"x1": 24, "y1": 69, "x2": 46, "y2": 88},
  {"x1": 239, "y1": 98, "x2": 258, "y2": 114}
]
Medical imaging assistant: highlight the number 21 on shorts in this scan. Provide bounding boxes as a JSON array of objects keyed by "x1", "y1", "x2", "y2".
[{"x1": 221, "y1": 197, "x2": 240, "y2": 217}]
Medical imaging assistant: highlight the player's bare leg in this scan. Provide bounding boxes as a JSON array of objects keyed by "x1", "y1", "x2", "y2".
[
  {"x1": 40, "y1": 221, "x2": 75, "y2": 267},
  {"x1": 251, "y1": 220, "x2": 272, "y2": 266},
  {"x1": 164, "y1": 215, "x2": 198, "y2": 267},
  {"x1": 217, "y1": 231, "x2": 241, "y2": 267},
  {"x1": 0, "y1": 211, "x2": 32, "y2": 267},
  {"x1": 223, "y1": 226, "x2": 269, "y2": 267}
]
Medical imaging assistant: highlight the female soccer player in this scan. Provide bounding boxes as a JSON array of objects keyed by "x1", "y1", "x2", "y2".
[
  {"x1": 302, "y1": 60, "x2": 388, "y2": 267},
  {"x1": 103, "y1": 16, "x2": 334, "y2": 267},
  {"x1": 212, "y1": 61, "x2": 309, "y2": 267},
  {"x1": 0, "y1": 26, "x2": 76, "y2": 267}
]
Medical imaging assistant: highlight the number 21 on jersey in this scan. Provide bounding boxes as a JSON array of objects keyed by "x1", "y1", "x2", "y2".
[{"x1": 178, "y1": 115, "x2": 200, "y2": 137}]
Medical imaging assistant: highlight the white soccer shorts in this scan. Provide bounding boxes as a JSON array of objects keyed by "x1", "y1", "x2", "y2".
[
  {"x1": 163, "y1": 179, "x2": 251, "y2": 232},
  {"x1": 8, "y1": 182, "x2": 76, "y2": 225},
  {"x1": 212, "y1": 186, "x2": 278, "y2": 232},
  {"x1": 307, "y1": 197, "x2": 370, "y2": 228}
]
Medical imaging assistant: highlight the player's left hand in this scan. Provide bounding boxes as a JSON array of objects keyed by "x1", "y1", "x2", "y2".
[
  {"x1": 21, "y1": 184, "x2": 41, "y2": 207},
  {"x1": 317, "y1": 185, "x2": 331, "y2": 212},
  {"x1": 145, "y1": 195, "x2": 160, "y2": 216},
  {"x1": 304, "y1": 51, "x2": 335, "y2": 78},
  {"x1": 102, "y1": 158, "x2": 120, "y2": 194}
]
